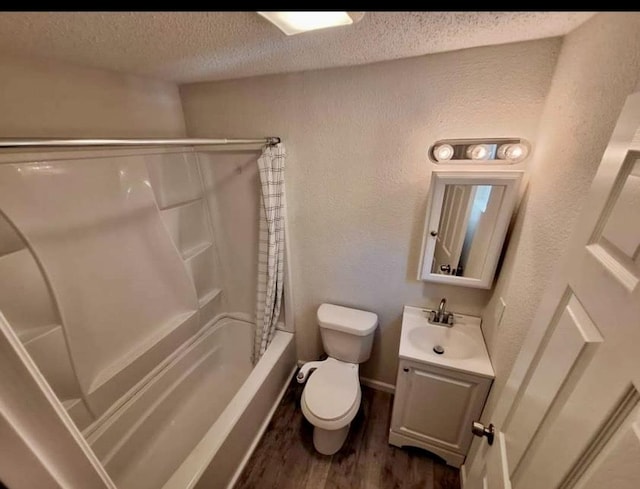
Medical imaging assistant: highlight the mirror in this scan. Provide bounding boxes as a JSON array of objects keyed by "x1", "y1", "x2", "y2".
[{"x1": 419, "y1": 171, "x2": 523, "y2": 288}]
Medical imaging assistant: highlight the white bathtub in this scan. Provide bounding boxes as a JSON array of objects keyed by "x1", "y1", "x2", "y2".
[{"x1": 84, "y1": 315, "x2": 296, "y2": 489}]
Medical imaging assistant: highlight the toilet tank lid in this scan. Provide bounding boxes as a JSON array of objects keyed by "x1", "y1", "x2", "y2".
[{"x1": 317, "y1": 304, "x2": 378, "y2": 336}]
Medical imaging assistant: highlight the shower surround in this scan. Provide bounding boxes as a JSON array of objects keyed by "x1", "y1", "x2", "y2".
[{"x1": 0, "y1": 147, "x2": 295, "y2": 489}]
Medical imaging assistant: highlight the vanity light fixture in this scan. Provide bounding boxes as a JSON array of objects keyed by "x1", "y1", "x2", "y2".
[
  {"x1": 258, "y1": 12, "x2": 365, "y2": 36},
  {"x1": 429, "y1": 138, "x2": 531, "y2": 164},
  {"x1": 497, "y1": 143, "x2": 528, "y2": 161},
  {"x1": 433, "y1": 143, "x2": 455, "y2": 162},
  {"x1": 466, "y1": 144, "x2": 492, "y2": 160}
]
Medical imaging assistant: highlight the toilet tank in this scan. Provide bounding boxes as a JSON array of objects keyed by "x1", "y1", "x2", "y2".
[{"x1": 317, "y1": 304, "x2": 378, "y2": 363}]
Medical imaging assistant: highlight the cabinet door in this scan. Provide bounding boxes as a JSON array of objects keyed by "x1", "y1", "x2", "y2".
[{"x1": 392, "y1": 361, "x2": 491, "y2": 454}]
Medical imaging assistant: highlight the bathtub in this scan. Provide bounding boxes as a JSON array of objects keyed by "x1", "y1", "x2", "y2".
[{"x1": 83, "y1": 315, "x2": 296, "y2": 489}]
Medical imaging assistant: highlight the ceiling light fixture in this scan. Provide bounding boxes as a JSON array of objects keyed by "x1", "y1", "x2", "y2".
[{"x1": 258, "y1": 11, "x2": 364, "y2": 36}]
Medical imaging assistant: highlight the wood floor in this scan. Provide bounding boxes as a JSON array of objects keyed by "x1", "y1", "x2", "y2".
[{"x1": 235, "y1": 378, "x2": 460, "y2": 489}]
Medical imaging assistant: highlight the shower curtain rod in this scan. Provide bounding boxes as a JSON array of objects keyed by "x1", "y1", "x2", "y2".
[{"x1": 0, "y1": 137, "x2": 281, "y2": 149}]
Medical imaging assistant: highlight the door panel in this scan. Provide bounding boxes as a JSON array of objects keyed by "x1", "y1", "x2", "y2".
[
  {"x1": 513, "y1": 156, "x2": 640, "y2": 489},
  {"x1": 560, "y1": 389, "x2": 640, "y2": 489},
  {"x1": 464, "y1": 93, "x2": 640, "y2": 489},
  {"x1": 504, "y1": 294, "x2": 603, "y2": 472},
  {"x1": 576, "y1": 419, "x2": 640, "y2": 489}
]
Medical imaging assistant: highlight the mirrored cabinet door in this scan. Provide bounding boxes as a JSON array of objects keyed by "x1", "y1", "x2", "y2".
[{"x1": 419, "y1": 171, "x2": 523, "y2": 289}]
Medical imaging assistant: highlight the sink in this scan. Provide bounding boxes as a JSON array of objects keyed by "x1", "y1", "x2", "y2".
[
  {"x1": 408, "y1": 327, "x2": 478, "y2": 360},
  {"x1": 398, "y1": 306, "x2": 494, "y2": 378}
]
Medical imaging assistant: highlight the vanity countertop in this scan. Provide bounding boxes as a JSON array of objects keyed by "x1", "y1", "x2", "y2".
[{"x1": 399, "y1": 305, "x2": 495, "y2": 379}]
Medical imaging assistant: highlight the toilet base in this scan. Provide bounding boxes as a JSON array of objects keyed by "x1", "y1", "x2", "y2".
[{"x1": 313, "y1": 424, "x2": 350, "y2": 455}]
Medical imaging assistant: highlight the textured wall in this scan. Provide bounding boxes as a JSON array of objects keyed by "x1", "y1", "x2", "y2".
[
  {"x1": 0, "y1": 53, "x2": 185, "y2": 137},
  {"x1": 180, "y1": 38, "x2": 561, "y2": 384},
  {"x1": 480, "y1": 12, "x2": 640, "y2": 418}
]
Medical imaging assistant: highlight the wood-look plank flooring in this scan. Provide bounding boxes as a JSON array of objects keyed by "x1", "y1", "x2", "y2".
[{"x1": 235, "y1": 378, "x2": 460, "y2": 489}]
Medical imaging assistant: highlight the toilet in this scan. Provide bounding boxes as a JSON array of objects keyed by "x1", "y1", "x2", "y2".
[{"x1": 297, "y1": 303, "x2": 378, "y2": 455}]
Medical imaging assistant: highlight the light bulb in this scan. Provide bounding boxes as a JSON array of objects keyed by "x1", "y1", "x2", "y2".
[
  {"x1": 466, "y1": 144, "x2": 490, "y2": 160},
  {"x1": 433, "y1": 144, "x2": 454, "y2": 161},
  {"x1": 497, "y1": 143, "x2": 528, "y2": 161}
]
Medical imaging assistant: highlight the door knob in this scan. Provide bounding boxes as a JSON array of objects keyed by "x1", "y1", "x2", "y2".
[
  {"x1": 440, "y1": 264, "x2": 451, "y2": 274},
  {"x1": 472, "y1": 421, "x2": 495, "y2": 446}
]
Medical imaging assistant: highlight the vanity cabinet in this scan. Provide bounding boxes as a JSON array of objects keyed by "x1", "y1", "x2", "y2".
[{"x1": 389, "y1": 358, "x2": 492, "y2": 467}]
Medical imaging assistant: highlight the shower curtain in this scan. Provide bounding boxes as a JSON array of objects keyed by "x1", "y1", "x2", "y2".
[{"x1": 254, "y1": 143, "x2": 286, "y2": 361}]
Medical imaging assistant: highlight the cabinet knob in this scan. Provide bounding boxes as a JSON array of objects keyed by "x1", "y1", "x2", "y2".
[{"x1": 403, "y1": 367, "x2": 409, "y2": 372}]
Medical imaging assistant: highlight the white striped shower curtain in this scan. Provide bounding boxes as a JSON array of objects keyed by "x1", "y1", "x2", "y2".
[{"x1": 254, "y1": 143, "x2": 286, "y2": 362}]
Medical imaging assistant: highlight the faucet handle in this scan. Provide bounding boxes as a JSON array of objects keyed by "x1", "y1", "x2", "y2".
[{"x1": 447, "y1": 313, "x2": 455, "y2": 326}]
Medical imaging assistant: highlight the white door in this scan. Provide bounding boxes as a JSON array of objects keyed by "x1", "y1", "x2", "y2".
[
  {"x1": 434, "y1": 184, "x2": 475, "y2": 275},
  {"x1": 465, "y1": 92, "x2": 640, "y2": 489}
]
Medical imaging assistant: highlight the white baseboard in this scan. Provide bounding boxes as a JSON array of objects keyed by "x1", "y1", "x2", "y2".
[
  {"x1": 360, "y1": 377, "x2": 395, "y2": 394},
  {"x1": 460, "y1": 463, "x2": 467, "y2": 488}
]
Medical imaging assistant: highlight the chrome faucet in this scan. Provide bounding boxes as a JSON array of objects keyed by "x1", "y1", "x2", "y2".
[
  {"x1": 428, "y1": 297, "x2": 454, "y2": 327},
  {"x1": 438, "y1": 298, "x2": 447, "y2": 320}
]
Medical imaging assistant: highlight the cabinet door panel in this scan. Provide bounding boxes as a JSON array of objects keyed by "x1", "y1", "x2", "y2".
[
  {"x1": 392, "y1": 362, "x2": 491, "y2": 454},
  {"x1": 405, "y1": 370, "x2": 472, "y2": 445}
]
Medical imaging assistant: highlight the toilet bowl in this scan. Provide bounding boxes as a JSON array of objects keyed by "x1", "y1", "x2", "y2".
[
  {"x1": 299, "y1": 304, "x2": 378, "y2": 455},
  {"x1": 300, "y1": 358, "x2": 361, "y2": 455}
]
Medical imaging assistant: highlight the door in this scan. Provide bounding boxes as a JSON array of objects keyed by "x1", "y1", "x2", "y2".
[
  {"x1": 465, "y1": 92, "x2": 640, "y2": 489},
  {"x1": 434, "y1": 184, "x2": 476, "y2": 275},
  {"x1": 460, "y1": 185, "x2": 505, "y2": 279}
]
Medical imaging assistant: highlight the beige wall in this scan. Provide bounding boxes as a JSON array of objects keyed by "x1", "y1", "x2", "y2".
[
  {"x1": 0, "y1": 53, "x2": 185, "y2": 137},
  {"x1": 481, "y1": 13, "x2": 640, "y2": 417},
  {"x1": 181, "y1": 38, "x2": 560, "y2": 384}
]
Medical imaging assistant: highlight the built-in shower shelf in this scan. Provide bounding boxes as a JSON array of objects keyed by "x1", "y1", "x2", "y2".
[
  {"x1": 19, "y1": 324, "x2": 61, "y2": 345},
  {"x1": 198, "y1": 288, "x2": 222, "y2": 309},
  {"x1": 63, "y1": 398, "x2": 94, "y2": 430},
  {"x1": 62, "y1": 398, "x2": 80, "y2": 409},
  {"x1": 87, "y1": 310, "x2": 200, "y2": 403},
  {"x1": 182, "y1": 241, "x2": 212, "y2": 261}
]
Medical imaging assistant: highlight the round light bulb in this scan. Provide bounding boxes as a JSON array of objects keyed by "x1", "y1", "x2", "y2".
[
  {"x1": 433, "y1": 144, "x2": 454, "y2": 161},
  {"x1": 466, "y1": 144, "x2": 490, "y2": 160},
  {"x1": 497, "y1": 143, "x2": 528, "y2": 161}
]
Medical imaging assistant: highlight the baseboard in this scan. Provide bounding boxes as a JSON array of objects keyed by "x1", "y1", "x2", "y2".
[
  {"x1": 460, "y1": 463, "x2": 467, "y2": 488},
  {"x1": 360, "y1": 377, "x2": 395, "y2": 394},
  {"x1": 226, "y1": 366, "x2": 297, "y2": 489}
]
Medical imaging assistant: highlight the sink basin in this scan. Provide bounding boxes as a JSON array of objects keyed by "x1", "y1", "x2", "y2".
[
  {"x1": 408, "y1": 327, "x2": 478, "y2": 360},
  {"x1": 398, "y1": 306, "x2": 494, "y2": 378}
]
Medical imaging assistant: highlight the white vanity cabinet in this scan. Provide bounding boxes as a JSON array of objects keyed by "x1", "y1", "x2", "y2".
[
  {"x1": 389, "y1": 306, "x2": 495, "y2": 467},
  {"x1": 389, "y1": 359, "x2": 492, "y2": 467}
]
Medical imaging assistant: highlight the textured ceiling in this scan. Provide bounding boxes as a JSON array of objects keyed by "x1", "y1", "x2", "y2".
[{"x1": 0, "y1": 12, "x2": 593, "y2": 83}]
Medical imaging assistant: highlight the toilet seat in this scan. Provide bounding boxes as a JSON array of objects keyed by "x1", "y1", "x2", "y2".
[{"x1": 301, "y1": 358, "x2": 361, "y2": 430}]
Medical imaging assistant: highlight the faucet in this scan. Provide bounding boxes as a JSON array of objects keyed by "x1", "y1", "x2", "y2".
[
  {"x1": 438, "y1": 298, "x2": 447, "y2": 321},
  {"x1": 428, "y1": 297, "x2": 454, "y2": 327}
]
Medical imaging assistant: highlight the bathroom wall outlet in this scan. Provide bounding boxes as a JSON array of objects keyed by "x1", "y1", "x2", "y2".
[{"x1": 495, "y1": 297, "x2": 507, "y2": 329}]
